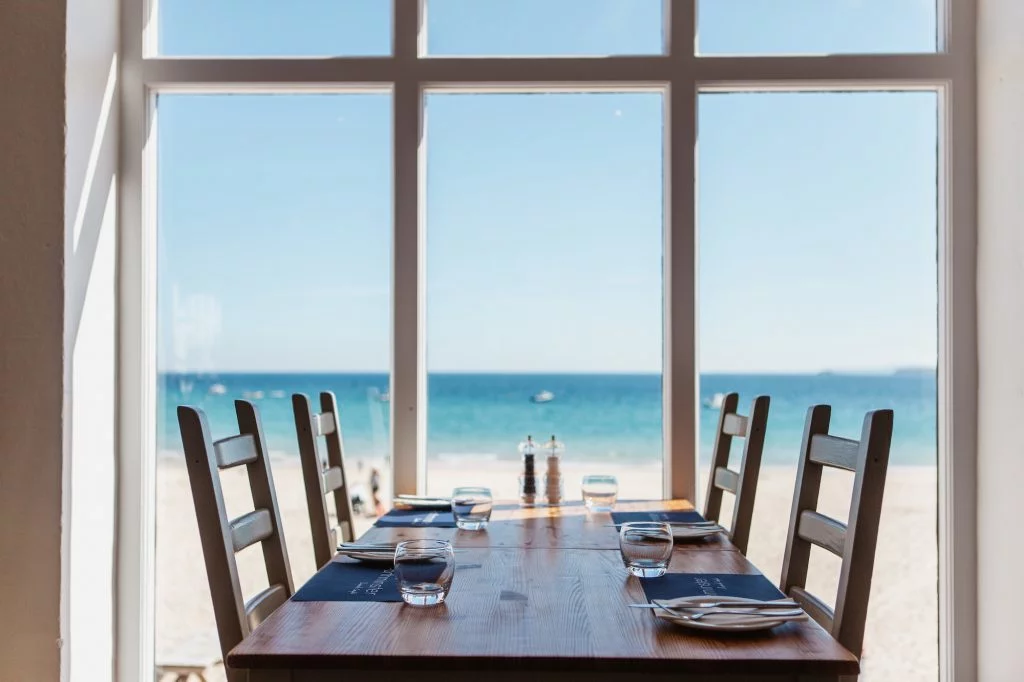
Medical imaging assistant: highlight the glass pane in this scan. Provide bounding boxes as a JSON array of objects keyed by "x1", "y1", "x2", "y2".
[
  {"x1": 159, "y1": 0, "x2": 390, "y2": 56},
  {"x1": 698, "y1": 0, "x2": 937, "y2": 55},
  {"x1": 698, "y1": 92, "x2": 938, "y2": 681},
  {"x1": 427, "y1": 0, "x2": 664, "y2": 56},
  {"x1": 425, "y1": 93, "x2": 664, "y2": 500},
  {"x1": 155, "y1": 94, "x2": 392, "y2": 667}
]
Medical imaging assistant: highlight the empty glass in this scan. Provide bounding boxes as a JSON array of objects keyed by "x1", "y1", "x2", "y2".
[
  {"x1": 619, "y1": 522, "x2": 673, "y2": 578},
  {"x1": 581, "y1": 474, "x2": 619, "y2": 511},
  {"x1": 451, "y1": 486, "x2": 493, "y2": 530},
  {"x1": 394, "y1": 539, "x2": 456, "y2": 606}
]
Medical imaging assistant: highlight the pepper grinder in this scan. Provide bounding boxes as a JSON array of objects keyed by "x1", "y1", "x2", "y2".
[
  {"x1": 519, "y1": 435, "x2": 538, "y2": 507},
  {"x1": 543, "y1": 435, "x2": 564, "y2": 506}
]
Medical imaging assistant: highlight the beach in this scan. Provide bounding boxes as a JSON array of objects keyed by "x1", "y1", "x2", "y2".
[{"x1": 156, "y1": 457, "x2": 936, "y2": 681}]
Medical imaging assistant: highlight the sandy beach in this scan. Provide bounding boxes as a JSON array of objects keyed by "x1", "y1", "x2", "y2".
[{"x1": 156, "y1": 457, "x2": 936, "y2": 681}]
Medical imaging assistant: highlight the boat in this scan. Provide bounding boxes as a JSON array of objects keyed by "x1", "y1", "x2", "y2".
[
  {"x1": 530, "y1": 390, "x2": 555, "y2": 404},
  {"x1": 242, "y1": 390, "x2": 265, "y2": 400},
  {"x1": 208, "y1": 383, "x2": 227, "y2": 396},
  {"x1": 269, "y1": 390, "x2": 286, "y2": 399},
  {"x1": 702, "y1": 392, "x2": 726, "y2": 409}
]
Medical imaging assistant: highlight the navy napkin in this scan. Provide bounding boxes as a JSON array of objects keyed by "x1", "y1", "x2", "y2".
[
  {"x1": 374, "y1": 508, "x2": 458, "y2": 528},
  {"x1": 292, "y1": 560, "x2": 402, "y2": 602},
  {"x1": 639, "y1": 572, "x2": 786, "y2": 603},
  {"x1": 611, "y1": 510, "x2": 706, "y2": 524}
]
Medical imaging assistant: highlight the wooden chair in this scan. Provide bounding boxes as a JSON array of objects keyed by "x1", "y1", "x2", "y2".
[
  {"x1": 292, "y1": 391, "x2": 356, "y2": 569},
  {"x1": 701, "y1": 392, "x2": 770, "y2": 555},
  {"x1": 177, "y1": 401, "x2": 295, "y2": 682},
  {"x1": 780, "y1": 405, "x2": 893, "y2": 668}
]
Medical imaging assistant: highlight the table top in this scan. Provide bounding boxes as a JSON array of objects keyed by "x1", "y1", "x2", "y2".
[{"x1": 228, "y1": 500, "x2": 858, "y2": 677}]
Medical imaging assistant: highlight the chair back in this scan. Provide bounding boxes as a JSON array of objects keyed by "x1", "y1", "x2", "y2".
[
  {"x1": 779, "y1": 405, "x2": 893, "y2": 660},
  {"x1": 702, "y1": 393, "x2": 770, "y2": 554},
  {"x1": 292, "y1": 391, "x2": 356, "y2": 568},
  {"x1": 177, "y1": 401, "x2": 295, "y2": 682}
]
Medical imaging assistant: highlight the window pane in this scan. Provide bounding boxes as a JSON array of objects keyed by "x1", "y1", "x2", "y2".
[
  {"x1": 425, "y1": 93, "x2": 664, "y2": 500},
  {"x1": 159, "y1": 0, "x2": 390, "y2": 56},
  {"x1": 427, "y1": 0, "x2": 664, "y2": 56},
  {"x1": 698, "y1": 92, "x2": 938, "y2": 681},
  {"x1": 155, "y1": 94, "x2": 392, "y2": 666},
  {"x1": 698, "y1": 0, "x2": 937, "y2": 55}
]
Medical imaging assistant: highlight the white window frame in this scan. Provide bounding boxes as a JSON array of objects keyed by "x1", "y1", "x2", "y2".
[{"x1": 117, "y1": 1, "x2": 977, "y2": 680}]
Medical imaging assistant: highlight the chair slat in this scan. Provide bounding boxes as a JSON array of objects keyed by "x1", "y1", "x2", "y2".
[
  {"x1": 797, "y1": 509, "x2": 846, "y2": 557},
  {"x1": 790, "y1": 585, "x2": 835, "y2": 632},
  {"x1": 722, "y1": 413, "x2": 748, "y2": 437},
  {"x1": 244, "y1": 584, "x2": 289, "y2": 631},
  {"x1": 809, "y1": 434, "x2": 859, "y2": 472},
  {"x1": 229, "y1": 509, "x2": 274, "y2": 553},
  {"x1": 213, "y1": 434, "x2": 258, "y2": 469},
  {"x1": 713, "y1": 466, "x2": 739, "y2": 494},
  {"x1": 313, "y1": 412, "x2": 336, "y2": 437},
  {"x1": 322, "y1": 465, "x2": 344, "y2": 493}
]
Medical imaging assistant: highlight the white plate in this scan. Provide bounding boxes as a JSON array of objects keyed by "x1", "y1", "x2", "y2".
[
  {"x1": 671, "y1": 525, "x2": 725, "y2": 541},
  {"x1": 337, "y1": 550, "x2": 394, "y2": 565},
  {"x1": 652, "y1": 598, "x2": 807, "y2": 632}
]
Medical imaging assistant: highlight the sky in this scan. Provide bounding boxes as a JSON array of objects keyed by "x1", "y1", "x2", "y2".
[{"x1": 156, "y1": 0, "x2": 939, "y2": 375}]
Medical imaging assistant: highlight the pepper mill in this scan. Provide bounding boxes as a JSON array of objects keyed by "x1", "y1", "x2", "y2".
[
  {"x1": 519, "y1": 435, "x2": 538, "y2": 507},
  {"x1": 543, "y1": 435, "x2": 564, "y2": 506}
]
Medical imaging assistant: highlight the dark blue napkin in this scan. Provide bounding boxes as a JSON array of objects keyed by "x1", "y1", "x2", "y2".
[
  {"x1": 639, "y1": 573, "x2": 786, "y2": 603},
  {"x1": 375, "y1": 508, "x2": 457, "y2": 528},
  {"x1": 292, "y1": 560, "x2": 402, "y2": 602},
  {"x1": 611, "y1": 510, "x2": 706, "y2": 524}
]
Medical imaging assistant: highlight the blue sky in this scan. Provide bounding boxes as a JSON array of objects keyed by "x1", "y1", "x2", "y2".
[{"x1": 156, "y1": 1, "x2": 938, "y2": 374}]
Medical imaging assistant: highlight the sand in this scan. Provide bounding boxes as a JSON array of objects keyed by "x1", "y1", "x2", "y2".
[{"x1": 156, "y1": 458, "x2": 936, "y2": 681}]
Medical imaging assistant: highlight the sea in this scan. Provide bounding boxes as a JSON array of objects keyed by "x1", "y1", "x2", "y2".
[{"x1": 157, "y1": 372, "x2": 936, "y2": 468}]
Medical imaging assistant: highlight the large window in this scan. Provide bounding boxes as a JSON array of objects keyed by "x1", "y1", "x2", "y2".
[
  {"x1": 424, "y1": 92, "x2": 664, "y2": 499},
  {"x1": 154, "y1": 93, "x2": 392, "y2": 658},
  {"x1": 698, "y1": 92, "x2": 939, "y2": 681},
  {"x1": 123, "y1": 3, "x2": 972, "y2": 682}
]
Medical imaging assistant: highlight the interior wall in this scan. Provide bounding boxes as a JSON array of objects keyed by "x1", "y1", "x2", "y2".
[
  {"x1": 0, "y1": 0, "x2": 68, "y2": 680},
  {"x1": 977, "y1": 1, "x2": 1024, "y2": 680},
  {"x1": 65, "y1": 0, "x2": 119, "y2": 676}
]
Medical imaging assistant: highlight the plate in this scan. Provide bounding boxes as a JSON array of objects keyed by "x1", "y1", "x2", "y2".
[
  {"x1": 337, "y1": 550, "x2": 395, "y2": 565},
  {"x1": 671, "y1": 525, "x2": 724, "y2": 541},
  {"x1": 652, "y1": 597, "x2": 807, "y2": 632}
]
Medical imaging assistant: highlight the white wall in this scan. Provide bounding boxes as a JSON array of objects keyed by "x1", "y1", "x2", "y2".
[
  {"x1": 64, "y1": 0, "x2": 120, "y2": 677},
  {"x1": 977, "y1": 1, "x2": 1024, "y2": 680},
  {"x1": 0, "y1": 0, "x2": 67, "y2": 679}
]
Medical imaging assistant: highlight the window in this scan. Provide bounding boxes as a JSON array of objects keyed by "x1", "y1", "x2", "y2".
[
  {"x1": 122, "y1": 3, "x2": 973, "y2": 682},
  {"x1": 154, "y1": 93, "x2": 392, "y2": 655},
  {"x1": 424, "y1": 92, "x2": 664, "y2": 498},
  {"x1": 698, "y1": 92, "x2": 939, "y2": 680}
]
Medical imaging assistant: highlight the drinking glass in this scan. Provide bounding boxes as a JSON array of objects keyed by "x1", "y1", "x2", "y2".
[
  {"x1": 451, "y1": 486, "x2": 493, "y2": 530},
  {"x1": 393, "y1": 539, "x2": 455, "y2": 606},
  {"x1": 619, "y1": 522, "x2": 673, "y2": 578},
  {"x1": 581, "y1": 474, "x2": 619, "y2": 511}
]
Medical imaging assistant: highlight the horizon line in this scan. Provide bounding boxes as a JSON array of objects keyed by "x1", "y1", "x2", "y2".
[{"x1": 158, "y1": 367, "x2": 936, "y2": 377}]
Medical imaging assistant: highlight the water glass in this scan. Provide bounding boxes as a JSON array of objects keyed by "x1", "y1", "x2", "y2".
[
  {"x1": 581, "y1": 474, "x2": 619, "y2": 511},
  {"x1": 619, "y1": 522, "x2": 673, "y2": 578},
  {"x1": 393, "y1": 539, "x2": 455, "y2": 606},
  {"x1": 451, "y1": 486, "x2": 493, "y2": 530}
]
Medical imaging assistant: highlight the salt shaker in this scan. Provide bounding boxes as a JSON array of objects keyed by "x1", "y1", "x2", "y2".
[{"x1": 543, "y1": 435, "x2": 565, "y2": 506}]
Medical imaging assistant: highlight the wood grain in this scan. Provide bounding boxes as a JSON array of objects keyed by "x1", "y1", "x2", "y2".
[{"x1": 228, "y1": 501, "x2": 857, "y2": 679}]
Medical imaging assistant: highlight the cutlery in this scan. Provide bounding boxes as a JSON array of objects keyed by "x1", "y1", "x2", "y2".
[
  {"x1": 658, "y1": 608, "x2": 806, "y2": 622},
  {"x1": 396, "y1": 495, "x2": 451, "y2": 502},
  {"x1": 629, "y1": 600, "x2": 799, "y2": 610},
  {"x1": 606, "y1": 521, "x2": 720, "y2": 528}
]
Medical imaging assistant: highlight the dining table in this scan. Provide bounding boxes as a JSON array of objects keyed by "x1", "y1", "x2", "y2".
[{"x1": 228, "y1": 499, "x2": 858, "y2": 681}]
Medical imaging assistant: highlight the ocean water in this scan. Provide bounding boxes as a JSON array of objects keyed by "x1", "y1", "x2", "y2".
[{"x1": 157, "y1": 372, "x2": 936, "y2": 467}]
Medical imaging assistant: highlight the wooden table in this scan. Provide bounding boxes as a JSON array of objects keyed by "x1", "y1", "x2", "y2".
[{"x1": 228, "y1": 500, "x2": 858, "y2": 681}]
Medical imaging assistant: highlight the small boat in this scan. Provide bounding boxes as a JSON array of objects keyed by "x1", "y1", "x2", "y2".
[
  {"x1": 208, "y1": 383, "x2": 227, "y2": 396},
  {"x1": 530, "y1": 390, "x2": 555, "y2": 404},
  {"x1": 702, "y1": 392, "x2": 726, "y2": 410},
  {"x1": 242, "y1": 390, "x2": 265, "y2": 400},
  {"x1": 378, "y1": 390, "x2": 390, "y2": 402},
  {"x1": 269, "y1": 390, "x2": 286, "y2": 399}
]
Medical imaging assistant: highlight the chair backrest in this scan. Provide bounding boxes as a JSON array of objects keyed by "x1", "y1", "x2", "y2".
[
  {"x1": 701, "y1": 393, "x2": 770, "y2": 555},
  {"x1": 779, "y1": 405, "x2": 893, "y2": 660},
  {"x1": 177, "y1": 400, "x2": 294, "y2": 681},
  {"x1": 292, "y1": 391, "x2": 356, "y2": 569}
]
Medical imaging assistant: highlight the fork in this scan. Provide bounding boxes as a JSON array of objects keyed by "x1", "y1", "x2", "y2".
[{"x1": 659, "y1": 607, "x2": 805, "y2": 622}]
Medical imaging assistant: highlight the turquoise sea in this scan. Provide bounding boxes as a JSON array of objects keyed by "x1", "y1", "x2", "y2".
[{"x1": 157, "y1": 372, "x2": 936, "y2": 467}]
